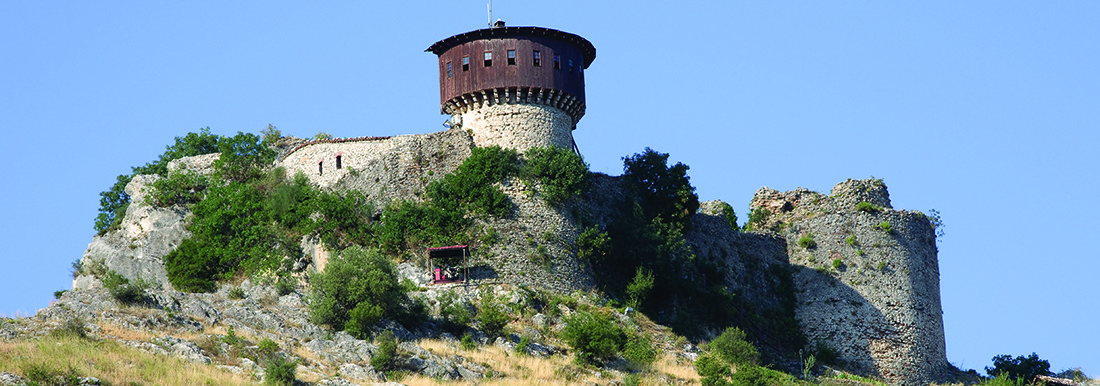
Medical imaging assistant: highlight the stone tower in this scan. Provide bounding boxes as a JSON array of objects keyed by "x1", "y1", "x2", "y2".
[{"x1": 427, "y1": 22, "x2": 596, "y2": 151}]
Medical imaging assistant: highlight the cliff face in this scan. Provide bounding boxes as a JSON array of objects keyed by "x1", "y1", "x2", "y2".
[{"x1": 750, "y1": 179, "x2": 950, "y2": 385}]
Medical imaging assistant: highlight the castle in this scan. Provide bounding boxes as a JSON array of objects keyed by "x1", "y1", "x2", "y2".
[{"x1": 76, "y1": 23, "x2": 953, "y2": 385}]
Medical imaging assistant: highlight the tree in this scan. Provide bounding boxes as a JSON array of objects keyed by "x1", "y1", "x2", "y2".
[
  {"x1": 986, "y1": 352, "x2": 1051, "y2": 381},
  {"x1": 561, "y1": 310, "x2": 626, "y2": 365},
  {"x1": 622, "y1": 147, "x2": 699, "y2": 229},
  {"x1": 308, "y1": 246, "x2": 409, "y2": 339}
]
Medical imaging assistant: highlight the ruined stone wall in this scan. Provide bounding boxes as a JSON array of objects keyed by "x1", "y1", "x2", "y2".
[
  {"x1": 749, "y1": 179, "x2": 949, "y2": 385},
  {"x1": 456, "y1": 104, "x2": 574, "y2": 151}
]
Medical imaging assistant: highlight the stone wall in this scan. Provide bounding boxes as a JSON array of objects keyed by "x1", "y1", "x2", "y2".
[
  {"x1": 749, "y1": 179, "x2": 949, "y2": 385},
  {"x1": 456, "y1": 103, "x2": 574, "y2": 151}
]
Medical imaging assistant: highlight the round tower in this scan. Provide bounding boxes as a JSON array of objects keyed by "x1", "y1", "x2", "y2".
[{"x1": 427, "y1": 22, "x2": 596, "y2": 151}]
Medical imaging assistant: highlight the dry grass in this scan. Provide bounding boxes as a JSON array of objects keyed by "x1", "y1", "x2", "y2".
[
  {"x1": 0, "y1": 334, "x2": 258, "y2": 386},
  {"x1": 406, "y1": 338, "x2": 698, "y2": 386}
]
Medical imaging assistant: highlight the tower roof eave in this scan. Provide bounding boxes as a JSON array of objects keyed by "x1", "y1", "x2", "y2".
[{"x1": 426, "y1": 26, "x2": 596, "y2": 69}]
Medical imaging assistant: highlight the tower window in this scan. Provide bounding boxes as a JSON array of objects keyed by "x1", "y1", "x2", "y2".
[
  {"x1": 553, "y1": 53, "x2": 560, "y2": 69},
  {"x1": 507, "y1": 50, "x2": 516, "y2": 65},
  {"x1": 568, "y1": 59, "x2": 574, "y2": 73},
  {"x1": 336, "y1": 155, "x2": 342, "y2": 169},
  {"x1": 446, "y1": 62, "x2": 452, "y2": 78},
  {"x1": 462, "y1": 56, "x2": 469, "y2": 71},
  {"x1": 533, "y1": 50, "x2": 541, "y2": 66},
  {"x1": 318, "y1": 161, "x2": 323, "y2": 176},
  {"x1": 484, "y1": 51, "x2": 492, "y2": 67}
]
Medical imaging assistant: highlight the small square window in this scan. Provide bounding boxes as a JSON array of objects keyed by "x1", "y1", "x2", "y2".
[
  {"x1": 533, "y1": 50, "x2": 541, "y2": 66},
  {"x1": 507, "y1": 50, "x2": 516, "y2": 65},
  {"x1": 553, "y1": 53, "x2": 560, "y2": 69},
  {"x1": 462, "y1": 56, "x2": 469, "y2": 71},
  {"x1": 484, "y1": 52, "x2": 492, "y2": 67},
  {"x1": 446, "y1": 62, "x2": 452, "y2": 78}
]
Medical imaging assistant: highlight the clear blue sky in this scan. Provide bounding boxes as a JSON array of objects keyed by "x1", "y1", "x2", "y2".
[{"x1": 2, "y1": 1, "x2": 1097, "y2": 377}]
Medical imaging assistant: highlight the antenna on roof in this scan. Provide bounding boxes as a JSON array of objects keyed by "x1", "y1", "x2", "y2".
[{"x1": 487, "y1": 0, "x2": 492, "y2": 27}]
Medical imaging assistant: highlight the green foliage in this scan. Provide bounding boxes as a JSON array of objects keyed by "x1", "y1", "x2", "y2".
[
  {"x1": 709, "y1": 327, "x2": 759, "y2": 367},
  {"x1": 695, "y1": 354, "x2": 732, "y2": 386},
  {"x1": 743, "y1": 207, "x2": 771, "y2": 232},
  {"x1": 438, "y1": 291, "x2": 473, "y2": 332},
  {"x1": 50, "y1": 318, "x2": 88, "y2": 340},
  {"x1": 986, "y1": 352, "x2": 1051, "y2": 381},
  {"x1": 576, "y1": 226, "x2": 610, "y2": 262},
  {"x1": 978, "y1": 373, "x2": 1029, "y2": 386},
  {"x1": 717, "y1": 202, "x2": 739, "y2": 232},
  {"x1": 213, "y1": 131, "x2": 276, "y2": 183},
  {"x1": 801, "y1": 354, "x2": 816, "y2": 381},
  {"x1": 831, "y1": 258, "x2": 843, "y2": 270},
  {"x1": 146, "y1": 170, "x2": 210, "y2": 207},
  {"x1": 370, "y1": 330, "x2": 398, "y2": 371},
  {"x1": 522, "y1": 146, "x2": 590, "y2": 205},
  {"x1": 460, "y1": 333, "x2": 476, "y2": 351},
  {"x1": 275, "y1": 278, "x2": 295, "y2": 296},
  {"x1": 222, "y1": 325, "x2": 241, "y2": 347},
  {"x1": 314, "y1": 131, "x2": 334, "y2": 140},
  {"x1": 845, "y1": 235, "x2": 856, "y2": 246},
  {"x1": 515, "y1": 335, "x2": 531, "y2": 354},
  {"x1": 927, "y1": 208, "x2": 945, "y2": 241},
  {"x1": 877, "y1": 261, "x2": 886, "y2": 271},
  {"x1": 561, "y1": 310, "x2": 626, "y2": 365},
  {"x1": 874, "y1": 221, "x2": 892, "y2": 233},
  {"x1": 625, "y1": 267, "x2": 654, "y2": 309},
  {"x1": 623, "y1": 334, "x2": 658, "y2": 369},
  {"x1": 95, "y1": 127, "x2": 224, "y2": 234},
  {"x1": 477, "y1": 292, "x2": 510, "y2": 338},
  {"x1": 798, "y1": 233, "x2": 816, "y2": 249},
  {"x1": 101, "y1": 270, "x2": 149, "y2": 305},
  {"x1": 812, "y1": 341, "x2": 841, "y2": 366},
  {"x1": 53, "y1": 290, "x2": 68, "y2": 300},
  {"x1": 257, "y1": 338, "x2": 279, "y2": 357},
  {"x1": 228, "y1": 287, "x2": 246, "y2": 300},
  {"x1": 855, "y1": 201, "x2": 882, "y2": 213},
  {"x1": 263, "y1": 355, "x2": 298, "y2": 386},
  {"x1": 622, "y1": 148, "x2": 700, "y2": 229},
  {"x1": 22, "y1": 363, "x2": 83, "y2": 386},
  {"x1": 260, "y1": 124, "x2": 281, "y2": 145},
  {"x1": 308, "y1": 246, "x2": 409, "y2": 339}
]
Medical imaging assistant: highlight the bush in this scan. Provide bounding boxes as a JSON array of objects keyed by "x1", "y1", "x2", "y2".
[
  {"x1": 855, "y1": 201, "x2": 881, "y2": 213},
  {"x1": 875, "y1": 221, "x2": 892, "y2": 233},
  {"x1": 717, "y1": 202, "x2": 739, "y2": 232},
  {"x1": 561, "y1": 311, "x2": 626, "y2": 365},
  {"x1": 832, "y1": 258, "x2": 843, "y2": 270},
  {"x1": 264, "y1": 354, "x2": 298, "y2": 386},
  {"x1": 576, "y1": 226, "x2": 610, "y2": 262},
  {"x1": 743, "y1": 207, "x2": 771, "y2": 232},
  {"x1": 50, "y1": 318, "x2": 88, "y2": 340},
  {"x1": 261, "y1": 124, "x2": 281, "y2": 144},
  {"x1": 439, "y1": 291, "x2": 473, "y2": 332},
  {"x1": 625, "y1": 267, "x2": 654, "y2": 309},
  {"x1": 798, "y1": 233, "x2": 816, "y2": 249},
  {"x1": 228, "y1": 286, "x2": 246, "y2": 300},
  {"x1": 986, "y1": 352, "x2": 1051, "y2": 381},
  {"x1": 477, "y1": 292, "x2": 510, "y2": 338},
  {"x1": 101, "y1": 270, "x2": 149, "y2": 305},
  {"x1": 276, "y1": 279, "x2": 295, "y2": 296},
  {"x1": 523, "y1": 146, "x2": 590, "y2": 205},
  {"x1": 846, "y1": 235, "x2": 856, "y2": 246},
  {"x1": 371, "y1": 330, "x2": 398, "y2": 371},
  {"x1": 258, "y1": 338, "x2": 279, "y2": 358},
  {"x1": 146, "y1": 170, "x2": 209, "y2": 207},
  {"x1": 308, "y1": 246, "x2": 409, "y2": 339},
  {"x1": 709, "y1": 327, "x2": 759, "y2": 367},
  {"x1": 460, "y1": 333, "x2": 476, "y2": 351},
  {"x1": 622, "y1": 148, "x2": 700, "y2": 229},
  {"x1": 623, "y1": 334, "x2": 658, "y2": 369}
]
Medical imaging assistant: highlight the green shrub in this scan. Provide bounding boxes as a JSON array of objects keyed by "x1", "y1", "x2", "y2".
[
  {"x1": 709, "y1": 327, "x2": 759, "y2": 367},
  {"x1": 101, "y1": 270, "x2": 149, "y2": 305},
  {"x1": 695, "y1": 354, "x2": 732, "y2": 386},
  {"x1": 50, "y1": 318, "x2": 88, "y2": 340},
  {"x1": 623, "y1": 334, "x2": 658, "y2": 369},
  {"x1": 832, "y1": 258, "x2": 843, "y2": 270},
  {"x1": 228, "y1": 286, "x2": 246, "y2": 300},
  {"x1": 743, "y1": 207, "x2": 771, "y2": 232},
  {"x1": 515, "y1": 335, "x2": 531, "y2": 354},
  {"x1": 53, "y1": 290, "x2": 67, "y2": 300},
  {"x1": 625, "y1": 267, "x2": 654, "y2": 309},
  {"x1": 622, "y1": 148, "x2": 699, "y2": 229},
  {"x1": 146, "y1": 170, "x2": 210, "y2": 207},
  {"x1": 561, "y1": 311, "x2": 626, "y2": 365},
  {"x1": 522, "y1": 146, "x2": 590, "y2": 205},
  {"x1": 314, "y1": 131, "x2": 333, "y2": 140},
  {"x1": 23, "y1": 363, "x2": 83, "y2": 386},
  {"x1": 263, "y1": 354, "x2": 298, "y2": 386},
  {"x1": 460, "y1": 333, "x2": 476, "y2": 351},
  {"x1": 576, "y1": 226, "x2": 610, "y2": 262},
  {"x1": 371, "y1": 330, "x2": 398, "y2": 372},
  {"x1": 258, "y1": 338, "x2": 279, "y2": 357},
  {"x1": 875, "y1": 221, "x2": 892, "y2": 233},
  {"x1": 275, "y1": 279, "x2": 295, "y2": 296},
  {"x1": 846, "y1": 235, "x2": 856, "y2": 246},
  {"x1": 260, "y1": 124, "x2": 281, "y2": 144},
  {"x1": 855, "y1": 201, "x2": 881, "y2": 213},
  {"x1": 718, "y1": 202, "x2": 739, "y2": 232},
  {"x1": 477, "y1": 292, "x2": 510, "y2": 338},
  {"x1": 308, "y1": 246, "x2": 409, "y2": 339},
  {"x1": 877, "y1": 261, "x2": 886, "y2": 271},
  {"x1": 439, "y1": 291, "x2": 473, "y2": 332},
  {"x1": 986, "y1": 352, "x2": 1051, "y2": 381},
  {"x1": 798, "y1": 233, "x2": 816, "y2": 249}
]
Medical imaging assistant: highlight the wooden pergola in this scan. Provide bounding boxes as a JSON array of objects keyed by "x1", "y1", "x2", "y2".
[{"x1": 426, "y1": 245, "x2": 468, "y2": 284}]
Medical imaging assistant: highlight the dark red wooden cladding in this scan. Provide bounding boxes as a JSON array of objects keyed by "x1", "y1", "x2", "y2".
[{"x1": 427, "y1": 26, "x2": 595, "y2": 113}]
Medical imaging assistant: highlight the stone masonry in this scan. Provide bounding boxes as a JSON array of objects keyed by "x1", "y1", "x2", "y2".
[
  {"x1": 749, "y1": 179, "x2": 950, "y2": 385},
  {"x1": 456, "y1": 103, "x2": 574, "y2": 151}
]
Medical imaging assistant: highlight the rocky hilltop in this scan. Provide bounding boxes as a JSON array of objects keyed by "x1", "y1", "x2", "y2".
[{"x1": 4, "y1": 128, "x2": 962, "y2": 386}]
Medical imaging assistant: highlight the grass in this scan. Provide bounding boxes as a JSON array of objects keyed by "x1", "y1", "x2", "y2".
[{"x1": 0, "y1": 334, "x2": 258, "y2": 386}]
